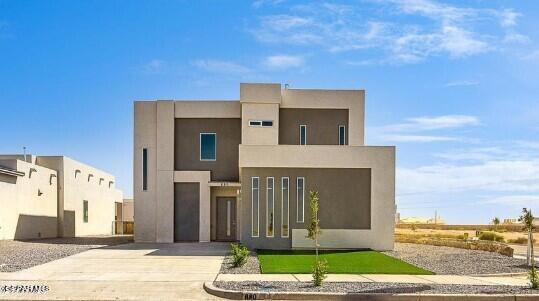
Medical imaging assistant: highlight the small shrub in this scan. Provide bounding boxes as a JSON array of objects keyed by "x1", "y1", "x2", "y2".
[
  {"x1": 456, "y1": 233, "x2": 469, "y2": 240},
  {"x1": 530, "y1": 266, "x2": 539, "y2": 289},
  {"x1": 312, "y1": 259, "x2": 328, "y2": 286},
  {"x1": 411, "y1": 224, "x2": 417, "y2": 231},
  {"x1": 230, "y1": 243, "x2": 249, "y2": 267},
  {"x1": 479, "y1": 231, "x2": 505, "y2": 242}
]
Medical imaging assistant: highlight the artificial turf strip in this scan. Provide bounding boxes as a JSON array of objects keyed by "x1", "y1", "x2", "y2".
[{"x1": 257, "y1": 249, "x2": 434, "y2": 275}]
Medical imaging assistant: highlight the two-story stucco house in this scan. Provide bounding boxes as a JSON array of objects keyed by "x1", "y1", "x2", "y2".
[{"x1": 134, "y1": 83, "x2": 395, "y2": 250}]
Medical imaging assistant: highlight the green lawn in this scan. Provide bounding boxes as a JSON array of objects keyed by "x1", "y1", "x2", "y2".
[{"x1": 257, "y1": 249, "x2": 433, "y2": 275}]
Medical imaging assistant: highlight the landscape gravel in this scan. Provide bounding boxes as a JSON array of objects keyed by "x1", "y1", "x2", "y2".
[
  {"x1": 0, "y1": 236, "x2": 132, "y2": 272},
  {"x1": 383, "y1": 243, "x2": 529, "y2": 275},
  {"x1": 214, "y1": 281, "x2": 539, "y2": 295},
  {"x1": 220, "y1": 252, "x2": 261, "y2": 274}
]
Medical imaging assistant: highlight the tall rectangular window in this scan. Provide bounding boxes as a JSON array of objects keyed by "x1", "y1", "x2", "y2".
[
  {"x1": 200, "y1": 133, "x2": 216, "y2": 161},
  {"x1": 142, "y1": 148, "x2": 148, "y2": 191},
  {"x1": 297, "y1": 177, "x2": 305, "y2": 223},
  {"x1": 281, "y1": 177, "x2": 289, "y2": 237},
  {"x1": 339, "y1": 125, "x2": 346, "y2": 145},
  {"x1": 251, "y1": 177, "x2": 260, "y2": 237},
  {"x1": 266, "y1": 177, "x2": 274, "y2": 237},
  {"x1": 300, "y1": 125, "x2": 307, "y2": 145},
  {"x1": 83, "y1": 200, "x2": 89, "y2": 223}
]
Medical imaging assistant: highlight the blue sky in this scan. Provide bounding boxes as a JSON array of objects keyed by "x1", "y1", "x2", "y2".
[{"x1": 1, "y1": 0, "x2": 538, "y2": 224}]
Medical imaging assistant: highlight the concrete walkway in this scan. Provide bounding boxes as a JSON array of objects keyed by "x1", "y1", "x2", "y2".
[
  {"x1": 216, "y1": 273, "x2": 530, "y2": 286},
  {"x1": 0, "y1": 242, "x2": 229, "y2": 300}
]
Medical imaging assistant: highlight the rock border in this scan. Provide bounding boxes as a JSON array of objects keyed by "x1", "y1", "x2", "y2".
[{"x1": 204, "y1": 282, "x2": 539, "y2": 300}]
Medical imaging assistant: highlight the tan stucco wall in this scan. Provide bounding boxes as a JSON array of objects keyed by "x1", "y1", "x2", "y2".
[
  {"x1": 122, "y1": 199, "x2": 134, "y2": 222},
  {"x1": 134, "y1": 101, "x2": 158, "y2": 242},
  {"x1": 37, "y1": 156, "x2": 122, "y2": 237},
  {"x1": 281, "y1": 89, "x2": 365, "y2": 146},
  {"x1": 0, "y1": 160, "x2": 57, "y2": 240},
  {"x1": 239, "y1": 145, "x2": 395, "y2": 250},
  {"x1": 241, "y1": 103, "x2": 279, "y2": 145},
  {"x1": 174, "y1": 171, "x2": 211, "y2": 242},
  {"x1": 240, "y1": 83, "x2": 281, "y2": 104},
  {"x1": 175, "y1": 101, "x2": 240, "y2": 118}
]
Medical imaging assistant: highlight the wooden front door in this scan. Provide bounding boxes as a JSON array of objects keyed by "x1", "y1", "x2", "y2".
[{"x1": 216, "y1": 197, "x2": 237, "y2": 241}]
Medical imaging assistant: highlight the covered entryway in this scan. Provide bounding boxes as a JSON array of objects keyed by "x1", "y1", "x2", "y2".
[
  {"x1": 216, "y1": 197, "x2": 237, "y2": 241},
  {"x1": 174, "y1": 183, "x2": 200, "y2": 241}
]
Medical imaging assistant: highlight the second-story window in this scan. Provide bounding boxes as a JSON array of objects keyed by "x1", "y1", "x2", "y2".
[
  {"x1": 249, "y1": 120, "x2": 273, "y2": 127},
  {"x1": 200, "y1": 133, "x2": 216, "y2": 161},
  {"x1": 339, "y1": 125, "x2": 346, "y2": 145},
  {"x1": 299, "y1": 125, "x2": 307, "y2": 145}
]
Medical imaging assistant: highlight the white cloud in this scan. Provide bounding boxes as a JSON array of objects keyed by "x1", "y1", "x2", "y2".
[
  {"x1": 142, "y1": 59, "x2": 166, "y2": 74},
  {"x1": 522, "y1": 50, "x2": 539, "y2": 61},
  {"x1": 445, "y1": 80, "x2": 479, "y2": 87},
  {"x1": 263, "y1": 55, "x2": 305, "y2": 70},
  {"x1": 407, "y1": 115, "x2": 480, "y2": 130},
  {"x1": 251, "y1": 0, "x2": 523, "y2": 64},
  {"x1": 484, "y1": 195, "x2": 539, "y2": 206},
  {"x1": 398, "y1": 159, "x2": 539, "y2": 196},
  {"x1": 252, "y1": 0, "x2": 285, "y2": 8},
  {"x1": 370, "y1": 114, "x2": 480, "y2": 143},
  {"x1": 382, "y1": 135, "x2": 459, "y2": 142},
  {"x1": 192, "y1": 59, "x2": 251, "y2": 74},
  {"x1": 503, "y1": 32, "x2": 529, "y2": 44}
]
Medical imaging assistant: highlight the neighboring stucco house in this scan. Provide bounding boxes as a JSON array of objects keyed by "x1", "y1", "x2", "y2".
[
  {"x1": 134, "y1": 83, "x2": 395, "y2": 250},
  {"x1": 0, "y1": 154, "x2": 123, "y2": 240}
]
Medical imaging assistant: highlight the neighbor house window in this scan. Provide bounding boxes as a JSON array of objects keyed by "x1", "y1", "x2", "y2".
[
  {"x1": 266, "y1": 177, "x2": 274, "y2": 237},
  {"x1": 83, "y1": 200, "x2": 89, "y2": 223},
  {"x1": 339, "y1": 125, "x2": 346, "y2": 145},
  {"x1": 200, "y1": 133, "x2": 216, "y2": 161},
  {"x1": 297, "y1": 177, "x2": 305, "y2": 223},
  {"x1": 300, "y1": 125, "x2": 307, "y2": 145},
  {"x1": 249, "y1": 120, "x2": 273, "y2": 127},
  {"x1": 142, "y1": 148, "x2": 148, "y2": 191},
  {"x1": 281, "y1": 177, "x2": 289, "y2": 238},
  {"x1": 251, "y1": 177, "x2": 260, "y2": 237}
]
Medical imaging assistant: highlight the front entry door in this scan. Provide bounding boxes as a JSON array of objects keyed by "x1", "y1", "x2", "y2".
[{"x1": 216, "y1": 197, "x2": 237, "y2": 241}]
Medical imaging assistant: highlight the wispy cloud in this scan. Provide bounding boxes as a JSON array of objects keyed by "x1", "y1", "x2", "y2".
[
  {"x1": 445, "y1": 80, "x2": 479, "y2": 87},
  {"x1": 192, "y1": 59, "x2": 251, "y2": 74},
  {"x1": 251, "y1": 0, "x2": 525, "y2": 64},
  {"x1": 370, "y1": 114, "x2": 480, "y2": 143},
  {"x1": 522, "y1": 49, "x2": 539, "y2": 62},
  {"x1": 263, "y1": 55, "x2": 305, "y2": 70},
  {"x1": 252, "y1": 0, "x2": 285, "y2": 8},
  {"x1": 142, "y1": 59, "x2": 166, "y2": 74},
  {"x1": 484, "y1": 195, "x2": 539, "y2": 206},
  {"x1": 383, "y1": 135, "x2": 459, "y2": 142}
]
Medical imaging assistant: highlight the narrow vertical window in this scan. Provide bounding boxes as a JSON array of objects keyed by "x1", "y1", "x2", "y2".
[
  {"x1": 251, "y1": 177, "x2": 259, "y2": 237},
  {"x1": 339, "y1": 125, "x2": 346, "y2": 145},
  {"x1": 83, "y1": 200, "x2": 89, "y2": 223},
  {"x1": 200, "y1": 133, "x2": 216, "y2": 161},
  {"x1": 281, "y1": 177, "x2": 289, "y2": 238},
  {"x1": 297, "y1": 177, "x2": 305, "y2": 223},
  {"x1": 266, "y1": 177, "x2": 274, "y2": 237},
  {"x1": 142, "y1": 148, "x2": 148, "y2": 191},
  {"x1": 299, "y1": 125, "x2": 307, "y2": 145}
]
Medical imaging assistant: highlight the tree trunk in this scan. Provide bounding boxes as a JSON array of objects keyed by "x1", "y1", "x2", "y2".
[{"x1": 528, "y1": 230, "x2": 533, "y2": 266}]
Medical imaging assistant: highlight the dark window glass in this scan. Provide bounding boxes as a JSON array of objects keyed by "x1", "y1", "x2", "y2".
[
  {"x1": 300, "y1": 125, "x2": 306, "y2": 145},
  {"x1": 249, "y1": 120, "x2": 262, "y2": 126},
  {"x1": 339, "y1": 126, "x2": 346, "y2": 145},
  {"x1": 200, "y1": 133, "x2": 216, "y2": 160},
  {"x1": 142, "y1": 148, "x2": 148, "y2": 191},
  {"x1": 262, "y1": 121, "x2": 273, "y2": 127},
  {"x1": 83, "y1": 200, "x2": 88, "y2": 223}
]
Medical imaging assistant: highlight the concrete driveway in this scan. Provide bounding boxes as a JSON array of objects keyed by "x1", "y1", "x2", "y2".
[{"x1": 0, "y1": 242, "x2": 229, "y2": 300}]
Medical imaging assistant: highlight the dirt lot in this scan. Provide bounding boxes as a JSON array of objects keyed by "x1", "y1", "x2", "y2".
[
  {"x1": 395, "y1": 228, "x2": 534, "y2": 245},
  {"x1": 0, "y1": 235, "x2": 133, "y2": 272}
]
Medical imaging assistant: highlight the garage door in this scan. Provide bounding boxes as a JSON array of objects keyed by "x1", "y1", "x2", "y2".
[{"x1": 174, "y1": 183, "x2": 199, "y2": 241}]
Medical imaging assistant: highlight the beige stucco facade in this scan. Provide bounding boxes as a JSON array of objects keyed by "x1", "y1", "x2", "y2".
[
  {"x1": 0, "y1": 154, "x2": 123, "y2": 240},
  {"x1": 134, "y1": 83, "x2": 395, "y2": 250}
]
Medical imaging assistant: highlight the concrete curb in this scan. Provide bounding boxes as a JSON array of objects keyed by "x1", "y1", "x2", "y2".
[
  {"x1": 471, "y1": 272, "x2": 528, "y2": 277},
  {"x1": 204, "y1": 282, "x2": 539, "y2": 300}
]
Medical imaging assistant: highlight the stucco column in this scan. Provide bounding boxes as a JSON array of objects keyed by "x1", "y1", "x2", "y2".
[{"x1": 156, "y1": 101, "x2": 175, "y2": 243}]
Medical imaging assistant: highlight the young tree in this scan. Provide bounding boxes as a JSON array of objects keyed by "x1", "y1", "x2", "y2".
[
  {"x1": 519, "y1": 208, "x2": 535, "y2": 266},
  {"x1": 492, "y1": 217, "x2": 500, "y2": 231},
  {"x1": 307, "y1": 191, "x2": 327, "y2": 286}
]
